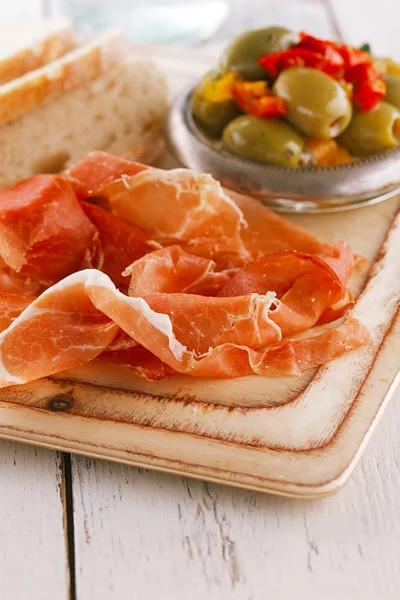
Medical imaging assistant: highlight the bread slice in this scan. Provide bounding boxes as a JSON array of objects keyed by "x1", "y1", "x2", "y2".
[
  {"x1": 0, "y1": 28, "x2": 126, "y2": 127},
  {"x1": 0, "y1": 58, "x2": 168, "y2": 183},
  {"x1": 0, "y1": 18, "x2": 77, "y2": 85}
]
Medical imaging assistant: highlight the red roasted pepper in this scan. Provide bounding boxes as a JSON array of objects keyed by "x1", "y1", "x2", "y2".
[
  {"x1": 258, "y1": 48, "x2": 330, "y2": 78},
  {"x1": 296, "y1": 32, "x2": 345, "y2": 76},
  {"x1": 259, "y1": 34, "x2": 345, "y2": 78},
  {"x1": 344, "y1": 62, "x2": 382, "y2": 84},
  {"x1": 352, "y1": 78, "x2": 386, "y2": 111},
  {"x1": 258, "y1": 31, "x2": 386, "y2": 112},
  {"x1": 344, "y1": 62, "x2": 386, "y2": 110},
  {"x1": 231, "y1": 80, "x2": 287, "y2": 117},
  {"x1": 338, "y1": 44, "x2": 370, "y2": 69}
]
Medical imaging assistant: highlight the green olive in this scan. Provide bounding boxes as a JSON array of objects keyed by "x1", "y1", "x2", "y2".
[
  {"x1": 384, "y1": 74, "x2": 400, "y2": 110},
  {"x1": 191, "y1": 70, "x2": 241, "y2": 138},
  {"x1": 219, "y1": 27, "x2": 298, "y2": 81},
  {"x1": 273, "y1": 67, "x2": 353, "y2": 139},
  {"x1": 338, "y1": 101, "x2": 400, "y2": 156},
  {"x1": 222, "y1": 115, "x2": 304, "y2": 167}
]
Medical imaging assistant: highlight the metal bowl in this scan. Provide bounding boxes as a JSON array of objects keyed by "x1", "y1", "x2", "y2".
[{"x1": 165, "y1": 84, "x2": 400, "y2": 213}]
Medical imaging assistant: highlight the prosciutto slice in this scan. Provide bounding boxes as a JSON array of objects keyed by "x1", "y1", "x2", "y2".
[
  {"x1": 64, "y1": 151, "x2": 147, "y2": 199},
  {"x1": 126, "y1": 245, "x2": 233, "y2": 296},
  {"x1": 99, "y1": 345, "x2": 175, "y2": 380},
  {"x1": 0, "y1": 293, "x2": 34, "y2": 332},
  {"x1": 66, "y1": 152, "x2": 248, "y2": 266},
  {"x1": 0, "y1": 269, "x2": 43, "y2": 295},
  {"x1": 0, "y1": 175, "x2": 99, "y2": 287},
  {"x1": 0, "y1": 152, "x2": 370, "y2": 386},
  {"x1": 80, "y1": 202, "x2": 152, "y2": 289},
  {"x1": 0, "y1": 270, "x2": 368, "y2": 386},
  {"x1": 125, "y1": 243, "x2": 352, "y2": 335},
  {"x1": 219, "y1": 243, "x2": 354, "y2": 327},
  {"x1": 65, "y1": 152, "x2": 335, "y2": 264}
]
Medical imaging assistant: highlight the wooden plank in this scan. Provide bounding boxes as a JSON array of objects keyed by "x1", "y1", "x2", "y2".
[
  {"x1": 71, "y1": 388, "x2": 400, "y2": 600},
  {"x1": 0, "y1": 442, "x2": 70, "y2": 600}
]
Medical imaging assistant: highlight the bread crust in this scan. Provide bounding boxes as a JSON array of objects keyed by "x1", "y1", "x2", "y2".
[
  {"x1": 0, "y1": 20, "x2": 77, "y2": 85},
  {"x1": 0, "y1": 28, "x2": 125, "y2": 126}
]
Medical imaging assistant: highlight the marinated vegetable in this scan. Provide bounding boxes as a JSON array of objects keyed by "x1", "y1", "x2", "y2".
[
  {"x1": 304, "y1": 138, "x2": 352, "y2": 166},
  {"x1": 231, "y1": 80, "x2": 286, "y2": 117},
  {"x1": 191, "y1": 27, "x2": 400, "y2": 168},
  {"x1": 192, "y1": 71, "x2": 241, "y2": 137},
  {"x1": 273, "y1": 67, "x2": 352, "y2": 138},
  {"x1": 220, "y1": 27, "x2": 298, "y2": 80},
  {"x1": 345, "y1": 63, "x2": 386, "y2": 111},
  {"x1": 338, "y1": 101, "x2": 400, "y2": 156},
  {"x1": 222, "y1": 115, "x2": 304, "y2": 167}
]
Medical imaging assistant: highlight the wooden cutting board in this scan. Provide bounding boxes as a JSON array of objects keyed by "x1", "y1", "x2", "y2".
[{"x1": 0, "y1": 45, "x2": 398, "y2": 498}]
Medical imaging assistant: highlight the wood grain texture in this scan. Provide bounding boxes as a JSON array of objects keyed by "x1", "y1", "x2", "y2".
[
  {"x1": 0, "y1": 442, "x2": 69, "y2": 600},
  {"x1": 71, "y1": 394, "x2": 400, "y2": 600}
]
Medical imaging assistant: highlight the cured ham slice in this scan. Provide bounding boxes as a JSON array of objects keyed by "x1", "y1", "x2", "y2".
[
  {"x1": 99, "y1": 345, "x2": 175, "y2": 381},
  {"x1": 126, "y1": 245, "x2": 233, "y2": 296},
  {"x1": 0, "y1": 268, "x2": 43, "y2": 295},
  {"x1": 0, "y1": 270, "x2": 369, "y2": 386},
  {"x1": 81, "y1": 202, "x2": 152, "y2": 288},
  {"x1": 0, "y1": 275, "x2": 119, "y2": 385},
  {"x1": 248, "y1": 317, "x2": 369, "y2": 377},
  {"x1": 0, "y1": 293, "x2": 35, "y2": 332},
  {"x1": 219, "y1": 246, "x2": 350, "y2": 297},
  {"x1": 103, "y1": 168, "x2": 249, "y2": 267},
  {"x1": 219, "y1": 243, "x2": 354, "y2": 328},
  {"x1": 64, "y1": 151, "x2": 147, "y2": 199},
  {"x1": 65, "y1": 153, "x2": 340, "y2": 267},
  {"x1": 0, "y1": 152, "x2": 370, "y2": 386},
  {"x1": 228, "y1": 189, "x2": 333, "y2": 258},
  {"x1": 126, "y1": 243, "x2": 353, "y2": 336},
  {"x1": 65, "y1": 153, "x2": 249, "y2": 267},
  {"x1": 0, "y1": 293, "x2": 146, "y2": 375},
  {"x1": 143, "y1": 292, "x2": 281, "y2": 354},
  {"x1": 0, "y1": 175, "x2": 100, "y2": 287}
]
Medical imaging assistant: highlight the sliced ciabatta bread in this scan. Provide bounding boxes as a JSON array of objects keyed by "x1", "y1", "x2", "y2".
[
  {"x1": 0, "y1": 58, "x2": 168, "y2": 183},
  {"x1": 0, "y1": 18, "x2": 77, "y2": 85},
  {"x1": 0, "y1": 27, "x2": 126, "y2": 127},
  {"x1": 0, "y1": 19, "x2": 77, "y2": 85}
]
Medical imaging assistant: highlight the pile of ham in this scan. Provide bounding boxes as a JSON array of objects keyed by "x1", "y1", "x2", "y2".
[{"x1": 0, "y1": 152, "x2": 369, "y2": 387}]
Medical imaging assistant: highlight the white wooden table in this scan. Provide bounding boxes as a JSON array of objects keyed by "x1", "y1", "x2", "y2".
[{"x1": 1, "y1": 1, "x2": 399, "y2": 599}]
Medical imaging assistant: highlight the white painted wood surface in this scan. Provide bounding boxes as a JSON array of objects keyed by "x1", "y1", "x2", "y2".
[
  {"x1": 72, "y1": 396, "x2": 400, "y2": 600},
  {"x1": 0, "y1": 442, "x2": 69, "y2": 600},
  {"x1": 0, "y1": 1, "x2": 399, "y2": 599}
]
